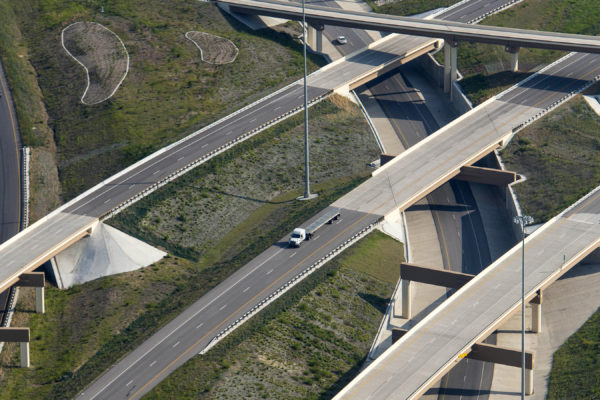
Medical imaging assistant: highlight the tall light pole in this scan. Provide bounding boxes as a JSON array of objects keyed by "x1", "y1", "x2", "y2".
[
  {"x1": 298, "y1": 0, "x2": 317, "y2": 201},
  {"x1": 513, "y1": 214, "x2": 533, "y2": 399}
]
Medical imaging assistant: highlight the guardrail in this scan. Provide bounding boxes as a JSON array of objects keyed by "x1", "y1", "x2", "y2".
[
  {"x1": 352, "y1": 90, "x2": 385, "y2": 153},
  {"x1": 466, "y1": 0, "x2": 523, "y2": 24},
  {"x1": 201, "y1": 221, "x2": 379, "y2": 354}
]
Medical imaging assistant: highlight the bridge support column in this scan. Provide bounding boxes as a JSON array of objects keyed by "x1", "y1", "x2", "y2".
[
  {"x1": 0, "y1": 328, "x2": 30, "y2": 368},
  {"x1": 526, "y1": 367, "x2": 534, "y2": 395},
  {"x1": 506, "y1": 45, "x2": 520, "y2": 72},
  {"x1": 316, "y1": 27, "x2": 323, "y2": 53},
  {"x1": 20, "y1": 342, "x2": 30, "y2": 368},
  {"x1": 401, "y1": 279, "x2": 411, "y2": 318},
  {"x1": 36, "y1": 287, "x2": 45, "y2": 314},
  {"x1": 443, "y1": 41, "x2": 458, "y2": 95},
  {"x1": 531, "y1": 290, "x2": 542, "y2": 333},
  {"x1": 16, "y1": 272, "x2": 45, "y2": 314}
]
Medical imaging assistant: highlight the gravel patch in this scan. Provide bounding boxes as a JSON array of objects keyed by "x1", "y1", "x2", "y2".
[
  {"x1": 185, "y1": 31, "x2": 239, "y2": 64},
  {"x1": 61, "y1": 21, "x2": 129, "y2": 105}
]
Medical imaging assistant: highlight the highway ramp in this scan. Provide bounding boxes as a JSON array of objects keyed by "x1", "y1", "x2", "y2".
[
  {"x1": 79, "y1": 49, "x2": 600, "y2": 399},
  {"x1": 0, "y1": 60, "x2": 21, "y2": 244},
  {"x1": 0, "y1": 31, "x2": 439, "y2": 294},
  {"x1": 334, "y1": 184, "x2": 600, "y2": 400}
]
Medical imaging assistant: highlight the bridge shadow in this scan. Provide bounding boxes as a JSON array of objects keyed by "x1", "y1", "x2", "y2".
[
  {"x1": 189, "y1": 185, "x2": 296, "y2": 205},
  {"x1": 427, "y1": 387, "x2": 520, "y2": 396},
  {"x1": 358, "y1": 292, "x2": 389, "y2": 314},
  {"x1": 319, "y1": 355, "x2": 369, "y2": 400},
  {"x1": 407, "y1": 203, "x2": 473, "y2": 213}
]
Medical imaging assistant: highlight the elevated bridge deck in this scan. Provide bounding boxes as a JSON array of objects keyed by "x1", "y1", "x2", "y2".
[
  {"x1": 334, "y1": 184, "x2": 600, "y2": 399},
  {"x1": 218, "y1": 0, "x2": 600, "y2": 53}
]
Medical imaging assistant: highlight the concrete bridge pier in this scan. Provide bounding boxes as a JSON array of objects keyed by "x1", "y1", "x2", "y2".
[
  {"x1": 306, "y1": 23, "x2": 324, "y2": 53},
  {"x1": 531, "y1": 290, "x2": 542, "y2": 333},
  {"x1": 16, "y1": 272, "x2": 45, "y2": 314},
  {"x1": 0, "y1": 328, "x2": 30, "y2": 367},
  {"x1": 20, "y1": 342, "x2": 30, "y2": 368},
  {"x1": 506, "y1": 45, "x2": 520, "y2": 72},
  {"x1": 401, "y1": 279, "x2": 411, "y2": 318},
  {"x1": 443, "y1": 40, "x2": 458, "y2": 95}
]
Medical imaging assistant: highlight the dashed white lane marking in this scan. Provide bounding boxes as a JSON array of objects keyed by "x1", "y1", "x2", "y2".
[
  {"x1": 249, "y1": 118, "x2": 256, "y2": 123},
  {"x1": 313, "y1": 235, "x2": 320, "y2": 240},
  {"x1": 104, "y1": 198, "x2": 111, "y2": 204},
  {"x1": 173, "y1": 341, "x2": 180, "y2": 348},
  {"x1": 243, "y1": 286, "x2": 250, "y2": 293},
  {"x1": 177, "y1": 156, "x2": 184, "y2": 161},
  {"x1": 196, "y1": 323, "x2": 204, "y2": 329},
  {"x1": 128, "y1": 184, "x2": 135, "y2": 189},
  {"x1": 153, "y1": 170, "x2": 160, "y2": 175},
  {"x1": 289, "y1": 252, "x2": 297, "y2": 258},
  {"x1": 202, "y1": 143, "x2": 208, "y2": 148},
  {"x1": 266, "y1": 269, "x2": 273, "y2": 275},
  {"x1": 149, "y1": 360, "x2": 157, "y2": 367},
  {"x1": 219, "y1": 304, "x2": 227, "y2": 311},
  {"x1": 126, "y1": 380, "x2": 133, "y2": 387}
]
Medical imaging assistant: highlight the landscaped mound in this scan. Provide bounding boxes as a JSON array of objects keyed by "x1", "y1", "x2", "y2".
[
  {"x1": 61, "y1": 22, "x2": 129, "y2": 105},
  {"x1": 185, "y1": 31, "x2": 239, "y2": 64}
]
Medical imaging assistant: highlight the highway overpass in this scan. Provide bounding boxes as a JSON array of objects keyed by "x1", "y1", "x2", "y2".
[
  {"x1": 334, "y1": 183, "x2": 600, "y2": 399},
  {"x1": 0, "y1": 32, "x2": 441, "y2": 294},
  {"x1": 217, "y1": 0, "x2": 600, "y2": 54},
  {"x1": 79, "y1": 49, "x2": 600, "y2": 398}
]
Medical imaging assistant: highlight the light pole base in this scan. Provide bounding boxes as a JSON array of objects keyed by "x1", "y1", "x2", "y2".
[{"x1": 297, "y1": 193, "x2": 318, "y2": 201}]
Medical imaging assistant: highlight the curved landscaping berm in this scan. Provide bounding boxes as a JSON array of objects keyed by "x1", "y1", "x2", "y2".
[
  {"x1": 185, "y1": 31, "x2": 239, "y2": 64},
  {"x1": 61, "y1": 22, "x2": 129, "y2": 105}
]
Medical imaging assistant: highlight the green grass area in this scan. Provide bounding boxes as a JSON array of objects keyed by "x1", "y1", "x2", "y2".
[
  {"x1": 146, "y1": 230, "x2": 403, "y2": 399},
  {"x1": 365, "y1": 0, "x2": 460, "y2": 17},
  {"x1": 452, "y1": 0, "x2": 600, "y2": 105},
  {"x1": 6, "y1": 0, "x2": 323, "y2": 200},
  {"x1": 547, "y1": 306, "x2": 600, "y2": 399},
  {"x1": 0, "y1": 96, "x2": 379, "y2": 399},
  {"x1": 500, "y1": 95, "x2": 600, "y2": 223},
  {"x1": 0, "y1": 2, "x2": 51, "y2": 147},
  {"x1": 110, "y1": 95, "x2": 379, "y2": 260}
]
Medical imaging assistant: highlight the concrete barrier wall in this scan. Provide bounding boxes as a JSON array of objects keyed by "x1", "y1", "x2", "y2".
[
  {"x1": 416, "y1": 53, "x2": 444, "y2": 89},
  {"x1": 415, "y1": 53, "x2": 472, "y2": 114}
]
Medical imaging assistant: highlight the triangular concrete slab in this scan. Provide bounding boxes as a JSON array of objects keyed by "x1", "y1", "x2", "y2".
[{"x1": 51, "y1": 222, "x2": 166, "y2": 288}]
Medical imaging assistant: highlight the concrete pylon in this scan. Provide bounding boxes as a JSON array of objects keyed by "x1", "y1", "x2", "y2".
[
  {"x1": 20, "y1": 342, "x2": 30, "y2": 368},
  {"x1": 443, "y1": 41, "x2": 458, "y2": 95},
  {"x1": 35, "y1": 287, "x2": 44, "y2": 314},
  {"x1": 506, "y1": 45, "x2": 520, "y2": 72},
  {"x1": 315, "y1": 25, "x2": 323, "y2": 53},
  {"x1": 306, "y1": 23, "x2": 324, "y2": 53},
  {"x1": 531, "y1": 290, "x2": 542, "y2": 333},
  {"x1": 401, "y1": 279, "x2": 411, "y2": 318},
  {"x1": 306, "y1": 23, "x2": 315, "y2": 50}
]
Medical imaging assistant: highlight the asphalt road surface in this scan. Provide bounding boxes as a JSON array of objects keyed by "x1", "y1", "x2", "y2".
[{"x1": 0, "y1": 60, "x2": 21, "y2": 244}]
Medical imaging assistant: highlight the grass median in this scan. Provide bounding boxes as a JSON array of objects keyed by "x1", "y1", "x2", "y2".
[{"x1": 146, "y1": 230, "x2": 403, "y2": 400}]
